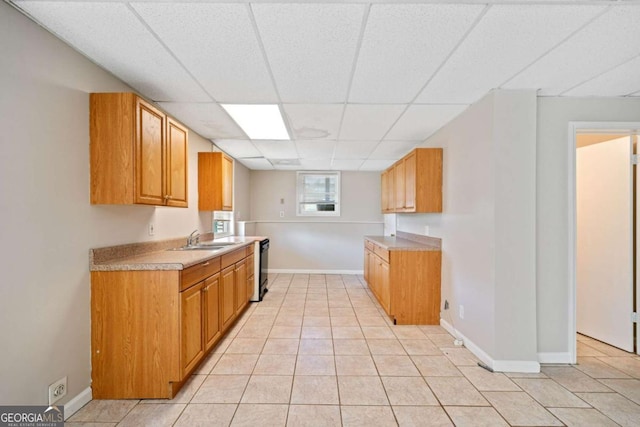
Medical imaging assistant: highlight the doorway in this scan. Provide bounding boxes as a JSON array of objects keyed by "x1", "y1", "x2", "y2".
[{"x1": 568, "y1": 122, "x2": 640, "y2": 362}]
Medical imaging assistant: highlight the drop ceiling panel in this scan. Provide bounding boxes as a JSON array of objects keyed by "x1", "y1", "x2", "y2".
[
  {"x1": 334, "y1": 141, "x2": 379, "y2": 159},
  {"x1": 300, "y1": 159, "x2": 332, "y2": 170},
  {"x1": 417, "y1": 4, "x2": 606, "y2": 104},
  {"x1": 253, "y1": 141, "x2": 298, "y2": 159},
  {"x1": 332, "y1": 159, "x2": 364, "y2": 171},
  {"x1": 369, "y1": 141, "x2": 419, "y2": 160},
  {"x1": 349, "y1": 4, "x2": 484, "y2": 103},
  {"x1": 295, "y1": 141, "x2": 336, "y2": 159},
  {"x1": 213, "y1": 140, "x2": 262, "y2": 159},
  {"x1": 252, "y1": 3, "x2": 365, "y2": 103},
  {"x1": 131, "y1": 2, "x2": 277, "y2": 103},
  {"x1": 563, "y1": 55, "x2": 640, "y2": 97},
  {"x1": 16, "y1": 1, "x2": 209, "y2": 102},
  {"x1": 504, "y1": 5, "x2": 640, "y2": 95},
  {"x1": 340, "y1": 105, "x2": 406, "y2": 140},
  {"x1": 283, "y1": 104, "x2": 344, "y2": 140},
  {"x1": 237, "y1": 158, "x2": 273, "y2": 170},
  {"x1": 360, "y1": 159, "x2": 396, "y2": 171},
  {"x1": 385, "y1": 104, "x2": 467, "y2": 141},
  {"x1": 158, "y1": 103, "x2": 246, "y2": 139}
]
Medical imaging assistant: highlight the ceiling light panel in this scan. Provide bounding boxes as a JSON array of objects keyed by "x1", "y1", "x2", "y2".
[
  {"x1": 369, "y1": 141, "x2": 419, "y2": 160},
  {"x1": 283, "y1": 104, "x2": 344, "y2": 140},
  {"x1": 334, "y1": 141, "x2": 379, "y2": 159},
  {"x1": 563, "y1": 55, "x2": 640, "y2": 97},
  {"x1": 416, "y1": 4, "x2": 605, "y2": 104},
  {"x1": 340, "y1": 105, "x2": 406, "y2": 140},
  {"x1": 252, "y1": 3, "x2": 365, "y2": 103},
  {"x1": 295, "y1": 141, "x2": 336, "y2": 159},
  {"x1": 131, "y1": 2, "x2": 277, "y2": 103},
  {"x1": 16, "y1": 1, "x2": 209, "y2": 102},
  {"x1": 385, "y1": 104, "x2": 467, "y2": 141},
  {"x1": 504, "y1": 5, "x2": 640, "y2": 95},
  {"x1": 349, "y1": 4, "x2": 484, "y2": 103},
  {"x1": 158, "y1": 103, "x2": 246, "y2": 139},
  {"x1": 253, "y1": 140, "x2": 298, "y2": 159},
  {"x1": 213, "y1": 140, "x2": 262, "y2": 159},
  {"x1": 237, "y1": 158, "x2": 273, "y2": 170},
  {"x1": 360, "y1": 159, "x2": 397, "y2": 171},
  {"x1": 221, "y1": 104, "x2": 289, "y2": 140},
  {"x1": 332, "y1": 159, "x2": 364, "y2": 171}
]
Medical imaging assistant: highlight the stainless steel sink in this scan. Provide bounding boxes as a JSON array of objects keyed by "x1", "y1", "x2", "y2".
[{"x1": 167, "y1": 245, "x2": 227, "y2": 251}]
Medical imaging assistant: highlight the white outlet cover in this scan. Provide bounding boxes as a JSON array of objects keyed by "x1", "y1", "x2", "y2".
[
  {"x1": 459, "y1": 305, "x2": 464, "y2": 319},
  {"x1": 48, "y1": 376, "x2": 67, "y2": 405}
]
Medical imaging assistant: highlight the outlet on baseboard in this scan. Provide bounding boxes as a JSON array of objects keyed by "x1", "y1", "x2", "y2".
[
  {"x1": 459, "y1": 305, "x2": 464, "y2": 319},
  {"x1": 148, "y1": 222, "x2": 155, "y2": 236}
]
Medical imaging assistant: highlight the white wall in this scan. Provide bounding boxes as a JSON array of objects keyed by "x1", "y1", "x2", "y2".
[
  {"x1": 249, "y1": 171, "x2": 383, "y2": 271},
  {"x1": 0, "y1": 2, "x2": 213, "y2": 406},
  {"x1": 536, "y1": 98, "x2": 640, "y2": 356},
  {"x1": 397, "y1": 90, "x2": 538, "y2": 369}
]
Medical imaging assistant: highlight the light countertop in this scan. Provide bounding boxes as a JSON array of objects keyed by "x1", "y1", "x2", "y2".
[{"x1": 365, "y1": 235, "x2": 441, "y2": 251}]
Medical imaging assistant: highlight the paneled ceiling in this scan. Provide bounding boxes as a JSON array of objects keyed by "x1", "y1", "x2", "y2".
[{"x1": 11, "y1": 0, "x2": 640, "y2": 171}]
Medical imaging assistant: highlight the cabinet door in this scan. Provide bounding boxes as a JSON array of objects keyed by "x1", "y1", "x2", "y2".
[
  {"x1": 222, "y1": 154, "x2": 233, "y2": 211},
  {"x1": 235, "y1": 260, "x2": 247, "y2": 314},
  {"x1": 381, "y1": 172, "x2": 388, "y2": 213},
  {"x1": 221, "y1": 266, "x2": 236, "y2": 331},
  {"x1": 378, "y1": 260, "x2": 391, "y2": 314},
  {"x1": 135, "y1": 98, "x2": 165, "y2": 205},
  {"x1": 246, "y1": 254, "x2": 255, "y2": 303},
  {"x1": 203, "y1": 273, "x2": 221, "y2": 351},
  {"x1": 180, "y1": 282, "x2": 204, "y2": 377},
  {"x1": 166, "y1": 118, "x2": 188, "y2": 208},
  {"x1": 394, "y1": 162, "x2": 405, "y2": 210},
  {"x1": 404, "y1": 152, "x2": 416, "y2": 211},
  {"x1": 364, "y1": 248, "x2": 370, "y2": 283}
]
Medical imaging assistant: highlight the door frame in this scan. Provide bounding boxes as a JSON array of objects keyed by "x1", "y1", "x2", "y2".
[{"x1": 567, "y1": 121, "x2": 640, "y2": 362}]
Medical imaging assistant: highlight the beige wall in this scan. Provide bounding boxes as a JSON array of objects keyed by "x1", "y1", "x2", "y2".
[
  {"x1": 397, "y1": 90, "x2": 539, "y2": 369},
  {"x1": 536, "y1": 97, "x2": 640, "y2": 356},
  {"x1": 0, "y1": 2, "x2": 213, "y2": 406},
  {"x1": 249, "y1": 171, "x2": 383, "y2": 271}
]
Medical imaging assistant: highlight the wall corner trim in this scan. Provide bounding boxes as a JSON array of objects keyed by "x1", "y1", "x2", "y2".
[
  {"x1": 440, "y1": 319, "x2": 541, "y2": 373},
  {"x1": 64, "y1": 387, "x2": 92, "y2": 420},
  {"x1": 538, "y1": 352, "x2": 572, "y2": 364}
]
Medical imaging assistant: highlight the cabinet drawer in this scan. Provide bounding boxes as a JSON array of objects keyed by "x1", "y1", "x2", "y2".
[
  {"x1": 365, "y1": 240, "x2": 374, "y2": 251},
  {"x1": 373, "y1": 245, "x2": 390, "y2": 263},
  {"x1": 181, "y1": 257, "x2": 221, "y2": 291},
  {"x1": 222, "y1": 247, "x2": 246, "y2": 269},
  {"x1": 246, "y1": 244, "x2": 254, "y2": 255}
]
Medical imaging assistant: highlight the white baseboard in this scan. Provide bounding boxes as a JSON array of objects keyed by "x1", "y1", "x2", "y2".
[
  {"x1": 538, "y1": 352, "x2": 573, "y2": 364},
  {"x1": 440, "y1": 319, "x2": 540, "y2": 373},
  {"x1": 269, "y1": 269, "x2": 363, "y2": 275},
  {"x1": 64, "y1": 387, "x2": 92, "y2": 420}
]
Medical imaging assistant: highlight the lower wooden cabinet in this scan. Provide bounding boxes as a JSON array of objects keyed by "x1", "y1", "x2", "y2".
[
  {"x1": 364, "y1": 239, "x2": 441, "y2": 325},
  {"x1": 203, "y1": 273, "x2": 221, "y2": 351},
  {"x1": 181, "y1": 282, "x2": 204, "y2": 378},
  {"x1": 91, "y1": 244, "x2": 254, "y2": 399}
]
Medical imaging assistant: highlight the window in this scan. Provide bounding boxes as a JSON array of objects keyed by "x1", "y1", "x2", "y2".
[
  {"x1": 212, "y1": 211, "x2": 233, "y2": 237},
  {"x1": 297, "y1": 171, "x2": 340, "y2": 216}
]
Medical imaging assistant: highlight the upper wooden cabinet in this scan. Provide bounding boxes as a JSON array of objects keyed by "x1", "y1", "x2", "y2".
[
  {"x1": 90, "y1": 93, "x2": 188, "y2": 207},
  {"x1": 198, "y1": 152, "x2": 233, "y2": 211},
  {"x1": 381, "y1": 148, "x2": 442, "y2": 213}
]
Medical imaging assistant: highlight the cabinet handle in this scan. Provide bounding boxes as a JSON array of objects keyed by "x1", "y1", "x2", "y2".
[
  {"x1": 202, "y1": 262, "x2": 210, "y2": 266},
  {"x1": 164, "y1": 195, "x2": 172, "y2": 200}
]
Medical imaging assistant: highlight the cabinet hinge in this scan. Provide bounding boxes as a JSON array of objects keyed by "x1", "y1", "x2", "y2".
[
  {"x1": 632, "y1": 312, "x2": 639, "y2": 323},
  {"x1": 632, "y1": 154, "x2": 638, "y2": 165}
]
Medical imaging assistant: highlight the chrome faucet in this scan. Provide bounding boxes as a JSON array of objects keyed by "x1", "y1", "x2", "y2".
[{"x1": 186, "y1": 229, "x2": 200, "y2": 247}]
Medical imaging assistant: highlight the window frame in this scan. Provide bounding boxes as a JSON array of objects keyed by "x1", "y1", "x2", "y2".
[{"x1": 296, "y1": 171, "x2": 341, "y2": 217}]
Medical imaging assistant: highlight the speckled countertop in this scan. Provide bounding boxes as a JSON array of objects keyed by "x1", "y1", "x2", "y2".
[
  {"x1": 365, "y1": 233, "x2": 441, "y2": 251},
  {"x1": 90, "y1": 236, "x2": 268, "y2": 271}
]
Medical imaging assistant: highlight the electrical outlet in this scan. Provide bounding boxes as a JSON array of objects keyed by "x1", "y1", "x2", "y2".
[
  {"x1": 148, "y1": 223, "x2": 155, "y2": 236},
  {"x1": 279, "y1": 211, "x2": 284, "y2": 218},
  {"x1": 444, "y1": 300, "x2": 449, "y2": 310},
  {"x1": 48, "y1": 376, "x2": 67, "y2": 405},
  {"x1": 459, "y1": 305, "x2": 464, "y2": 319}
]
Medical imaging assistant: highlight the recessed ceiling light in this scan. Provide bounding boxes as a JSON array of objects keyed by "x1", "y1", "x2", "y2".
[{"x1": 221, "y1": 104, "x2": 290, "y2": 140}]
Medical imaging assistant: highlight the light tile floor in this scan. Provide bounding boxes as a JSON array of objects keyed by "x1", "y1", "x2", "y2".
[{"x1": 68, "y1": 273, "x2": 640, "y2": 426}]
